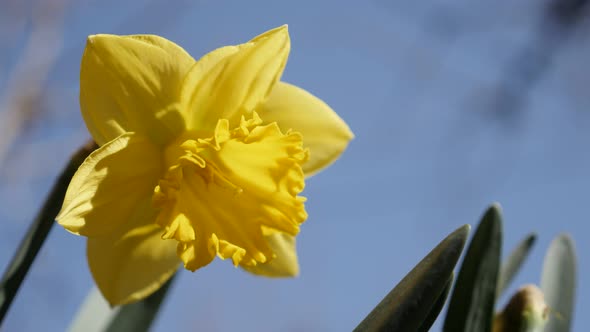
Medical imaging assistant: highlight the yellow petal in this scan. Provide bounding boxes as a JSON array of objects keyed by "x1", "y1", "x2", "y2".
[
  {"x1": 242, "y1": 232, "x2": 299, "y2": 277},
  {"x1": 181, "y1": 25, "x2": 290, "y2": 131},
  {"x1": 81, "y1": 34, "x2": 195, "y2": 146},
  {"x1": 57, "y1": 133, "x2": 162, "y2": 237},
  {"x1": 257, "y1": 82, "x2": 354, "y2": 176},
  {"x1": 87, "y1": 198, "x2": 179, "y2": 306}
]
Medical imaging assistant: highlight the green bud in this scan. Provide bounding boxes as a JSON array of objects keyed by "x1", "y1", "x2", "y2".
[{"x1": 493, "y1": 284, "x2": 548, "y2": 332}]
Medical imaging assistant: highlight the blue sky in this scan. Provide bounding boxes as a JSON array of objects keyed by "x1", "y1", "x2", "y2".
[{"x1": 1, "y1": 1, "x2": 588, "y2": 331}]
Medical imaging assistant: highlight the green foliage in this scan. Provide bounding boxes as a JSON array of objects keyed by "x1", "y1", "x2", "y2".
[
  {"x1": 443, "y1": 204, "x2": 502, "y2": 332},
  {"x1": 541, "y1": 234, "x2": 576, "y2": 332},
  {"x1": 69, "y1": 275, "x2": 177, "y2": 332},
  {"x1": 417, "y1": 274, "x2": 453, "y2": 332},
  {"x1": 354, "y1": 203, "x2": 579, "y2": 332},
  {"x1": 354, "y1": 225, "x2": 470, "y2": 332},
  {"x1": 497, "y1": 233, "x2": 537, "y2": 297},
  {"x1": 0, "y1": 141, "x2": 96, "y2": 324}
]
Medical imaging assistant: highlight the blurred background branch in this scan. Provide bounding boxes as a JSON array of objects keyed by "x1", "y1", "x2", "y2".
[
  {"x1": 0, "y1": 0, "x2": 69, "y2": 167},
  {"x1": 491, "y1": 0, "x2": 589, "y2": 123}
]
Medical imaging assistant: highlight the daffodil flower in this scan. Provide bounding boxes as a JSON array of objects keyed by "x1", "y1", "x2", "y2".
[{"x1": 56, "y1": 25, "x2": 353, "y2": 305}]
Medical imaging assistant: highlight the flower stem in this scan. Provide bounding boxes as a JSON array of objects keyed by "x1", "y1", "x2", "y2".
[{"x1": 0, "y1": 140, "x2": 97, "y2": 324}]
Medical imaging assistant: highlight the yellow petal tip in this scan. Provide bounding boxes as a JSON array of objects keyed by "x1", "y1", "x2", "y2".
[
  {"x1": 278, "y1": 25, "x2": 289, "y2": 37},
  {"x1": 86, "y1": 34, "x2": 108, "y2": 45},
  {"x1": 55, "y1": 218, "x2": 82, "y2": 236},
  {"x1": 343, "y1": 124, "x2": 355, "y2": 140},
  {"x1": 252, "y1": 24, "x2": 290, "y2": 43}
]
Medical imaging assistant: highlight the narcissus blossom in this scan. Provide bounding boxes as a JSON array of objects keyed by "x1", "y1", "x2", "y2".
[{"x1": 57, "y1": 25, "x2": 353, "y2": 305}]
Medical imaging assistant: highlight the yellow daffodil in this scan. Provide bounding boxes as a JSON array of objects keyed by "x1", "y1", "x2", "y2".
[{"x1": 56, "y1": 25, "x2": 353, "y2": 305}]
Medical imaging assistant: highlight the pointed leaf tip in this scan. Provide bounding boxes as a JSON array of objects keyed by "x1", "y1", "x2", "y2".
[
  {"x1": 456, "y1": 224, "x2": 471, "y2": 238},
  {"x1": 354, "y1": 225, "x2": 469, "y2": 332},
  {"x1": 497, "y1": 233, "x2": 537, "y2": 298},
  {"x1": 443, "y1": 204, "x2": 503, "y2": 332},
  {"x1": 490, "y1": 202, "x2": 502, "y2": 212}
]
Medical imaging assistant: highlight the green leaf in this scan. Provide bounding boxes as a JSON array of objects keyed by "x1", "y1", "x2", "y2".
[
  {"x1": 0, "y1": 141, "x2": 97, "y2": 324},
  {"x1": 443, "y1": 203, "x2": 503, "y2": 332},
  {"x1": 417, "y1": 273, "x2": 454, "y2": 332},
  {"x1": 497, "y1": 233, "x2": 537, "y2": 297},
  {"x1": 541, "y1": 234, "x2": 576, "y2": 332},
  {"x1": 68, "y1": 287, "x2": 117, "y2": 332},
  {"x1": 69, "y1": 274, "x2": 177, "y2": 332},
  {"x1": 354, "y1": 224, "x2": 470, "y2": 332}
]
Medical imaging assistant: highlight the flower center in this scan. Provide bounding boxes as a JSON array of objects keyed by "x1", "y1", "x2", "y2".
[{"x1": 152, "y1": 113, "x2": 309, "y2": 271}]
